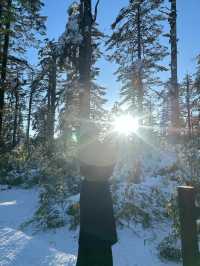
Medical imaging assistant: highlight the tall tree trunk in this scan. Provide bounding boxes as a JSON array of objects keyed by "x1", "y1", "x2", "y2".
[
  {"x1": 0, "y1": 2, "x2": 3, "y2": 42},
  {"x1": 136, "y1": 3, "x2": 143, "y2": 117},
  {"x1": 0, "y1": 1, "x2": 4, "y2": 50},
  {"x1": 79, "y1": 0, "x2": 92, "y2": 139},
  {"x1": 46, "y1": 51, "x2": 57, "y2": 145},
  {"x1": 26, "y1": 86, "x2": 34, "y2": 154},
  {"x1": 148, "y1": 97, "x2": 152, "y2": 126},
  {"x1": 169, "y1": 0, "x2": 180, "y2": 129},
  {"x1": 12, "y1": 81, "x2": 19, "y2": 147},
  {"x1": 49, "y1": 53, "x2": 56, "y2": 140},
  {"x1": 47, "y1": 69, "x2": 51, "y2": 140},
  {"x1": 0, "y1": 2, "x2": 2, "y2": 21},
  {"x1": 0, "y1": 0, "x2": 12, "y2": 145},
  {"x1": 0, "y1": 2, "x2": 3, "y2": 98},
  {"x1": 186, "y1": 74, "x2": 192, "y2": 137}
]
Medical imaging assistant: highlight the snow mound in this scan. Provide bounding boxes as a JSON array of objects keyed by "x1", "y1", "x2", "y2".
[{"x1": 0, "y1": 227, "x2": 76, "y2": 266}]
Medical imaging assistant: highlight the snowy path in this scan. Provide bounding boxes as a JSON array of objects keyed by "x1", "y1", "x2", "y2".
[
  {"x1": 0, "y1": 187, "x2": 180, "y2": 266},
  {"x1": 0, "y1": 188, "x2": 77, "y2": 266}
]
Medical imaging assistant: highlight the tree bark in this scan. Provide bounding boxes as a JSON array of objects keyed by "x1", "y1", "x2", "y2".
[
  {"x1": 0, "y1": 2, "x2": 3, "y2": 41},
  {"x1": 169, "y1": 0, "x2": 180, "y2": 129},
  {"x1": 26, "y1": 71, "x2": 46, "y2": 154},
  {"x1": 136, "y1": 3, "x2": 143, "y2": 117},
  {"x1": 47, "y1": 52, "x2": 57, "y2": 141},
  {"x1": 186, "y1": 75, "x2": 192, "y2": 137},
  {"x1": 79, "y1": 0, "x2": 93, "y2": 138},
  {"x1": 0, "y1": 1, "x2": 4, "y2": 49},
  {"x1": 0, "y1": 0, "x2": 12, "y2": 145},
  {"x1": 50, "y1": 54, "x2": 56, "y2": 140},
  {"x1": 12, "y1": 80, "x2": 19, "y2": 147},
  {"x1": 26, "y1": 85, "x2": 34, "y2": 154}
]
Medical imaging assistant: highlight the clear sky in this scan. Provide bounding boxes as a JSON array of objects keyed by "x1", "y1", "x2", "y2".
[{"x1": 28, "y1": 0, "x2": 200, "y2": 107}]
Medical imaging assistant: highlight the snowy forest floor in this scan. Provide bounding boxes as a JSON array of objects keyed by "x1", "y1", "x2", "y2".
[{"x1": 0, "y1": 187, "x2": 181, "y2": 266}]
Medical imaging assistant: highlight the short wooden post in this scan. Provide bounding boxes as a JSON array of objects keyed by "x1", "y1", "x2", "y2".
[{"x1": 178, "y1": 186, "x2": 199, "y2": 266}]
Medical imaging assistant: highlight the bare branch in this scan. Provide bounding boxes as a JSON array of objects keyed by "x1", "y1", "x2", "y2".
[
  {"x1": 111, "y1": 7, "x2": 129, "y2": 29},
  {"x1": 149, "y1": 87, "x2": 166, "y2": 100},
  {"x1": 159, "y1": 9, "x2": 169, "y2": 16},
  {"x1": 93, "y1": 0, "x2": 100, "y2": 23}
]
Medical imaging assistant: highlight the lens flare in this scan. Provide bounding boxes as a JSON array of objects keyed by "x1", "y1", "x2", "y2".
[{"x1": 113, "y1": 114, "x2": 139, "y2": 136}]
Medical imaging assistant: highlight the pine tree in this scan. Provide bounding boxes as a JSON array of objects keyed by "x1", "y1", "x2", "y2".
[
  {"x1": 58, "y1": 1, "x2": 105, "y2": 140},
  {"x1": 0, "y1": 0, "x2": 12, "y2": 145},
  {"x1": 168, "y1": 0, "x2": 180, "y2": 129},
  {"x1": 194, "y1": 55, "x2": 200, "y2": 93},
  {"x1": 107, "y1": 0, "x2": 167, "y2": 121},
  {"x1": 79, "y1": 0, "x2": 92, "y2": 127},
  {"x1": 181, "y1": 74, "x2": 194, "y2": 137},
  {"x1": 32, "y1": 40, "x2": 60, "y2": 147},
  {"x1": 160, "y1": 82, "x2": 171, "y2": 136},
  {"x1": 194, "y1": 55, "x2": 200, "y2": 118},
  {"x1": 26, "y1": 68, "x2": 44, "y2": 153},
  {"x1": 57, "y1": 2, "x2": 82, "y2": 142},
  {"x1": 90, "y1": 83, "x2": 107, "y2": 121},
  {"x1": 11, "y1": 74, "x2": 26, "y2": 147},
  {"x1": 0, "y1": 0, "x2": 46, "y2": 147},
  {"x1": 1, "y1": 57, "x2": 32, "y2": 148}
]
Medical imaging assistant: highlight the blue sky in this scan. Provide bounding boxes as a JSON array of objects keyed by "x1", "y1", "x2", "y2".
[{"x1": 29, "y1": 0, "x2": 200, "y2": 107}]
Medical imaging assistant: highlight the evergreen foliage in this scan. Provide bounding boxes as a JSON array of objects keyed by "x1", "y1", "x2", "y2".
[
  {"x1": 0, "y1": 2, "x2": 200, "y2": 264},
  {"x1": 107, "y1": 0, "x2": 168, "y2": 117}
]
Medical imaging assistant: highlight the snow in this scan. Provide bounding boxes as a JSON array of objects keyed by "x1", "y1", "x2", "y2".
[
  {"x1": 0, "y1": 188, "x2": 77, "y2": 266},
  {"x1": 57, "y1": 2, "x2": 82, "y2": 53},
  {"x1": 0, "y1": 227, "x2": 76, "y2": 266},
  {"x1": 113, "y1": 141, "x2": 177, "y2": 181},
  {"x1": 0, "y1": 186, "x2": 181, "y2": 266},
  {"x1": 113, "y1": 227, "x2": 179, "y2": 266}
]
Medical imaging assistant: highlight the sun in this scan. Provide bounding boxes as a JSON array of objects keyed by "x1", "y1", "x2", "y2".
[{"x1": 113, "y1": 114, "x2": 139, "y2": 136}]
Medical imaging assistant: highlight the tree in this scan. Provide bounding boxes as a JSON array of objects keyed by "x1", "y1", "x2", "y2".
[
  {"x1": 0, "y1": 0, "x2": 46, "y2": 147},
  {"x1": 57, "y1": 2, "x2": 82, "y2": 141},
  {"x1": 90, "y1": 83, "x2": 107, "y2": 121},
  {"x1": 46, "y1": 42, "x2": 57, "y2": 142},
  {"x1": 58, "y1": 0, "x2": 103, "y2": 140},
  {"x1": 12, "y1": 76, "x2": 23, "y2": 147},
  {"x1": 107, "y1": 0, "x2": 167, "y2": 122},
  {"x1": 78, "y1": 0, "x2": 93, "y2": 137},
  {"x1": 0, "y1": 0, "x2": 12, "y2": 144},
  {"x1": 181, "y1": 74, "x2": 194, "y2": 137},
  {"x1": 168, "y1": 0, "x2": 180, "y2": 128},
  {"x1": 194, "y1": 55, "x2": 200, "y2": 123},
  {"x1": 32, "y1": 40, "x2": 59, "y2": 147}
]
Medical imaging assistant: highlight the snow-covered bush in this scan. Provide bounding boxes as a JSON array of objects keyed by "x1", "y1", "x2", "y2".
[
  {"x1": 0, "y1": 145, "x2": 41, "y2": 187},
  {"x1": 32, "y1": 150, "x2": 80, "y2": 230},
  {"x1": 158, "y1": 235, "x2": 182, "y2": 262},
  {"x1": 112, "y1": 174, "x2": 176, "y2": 229}
]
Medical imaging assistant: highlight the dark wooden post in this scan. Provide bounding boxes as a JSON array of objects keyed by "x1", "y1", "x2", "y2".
[{"x1": 178, "y1": 186, "x2": 200, "y2": 266}]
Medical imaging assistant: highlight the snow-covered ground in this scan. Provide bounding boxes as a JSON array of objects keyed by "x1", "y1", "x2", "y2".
[{"x1": 0, "y1": 186, "x2": 181, "y2": 266}]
